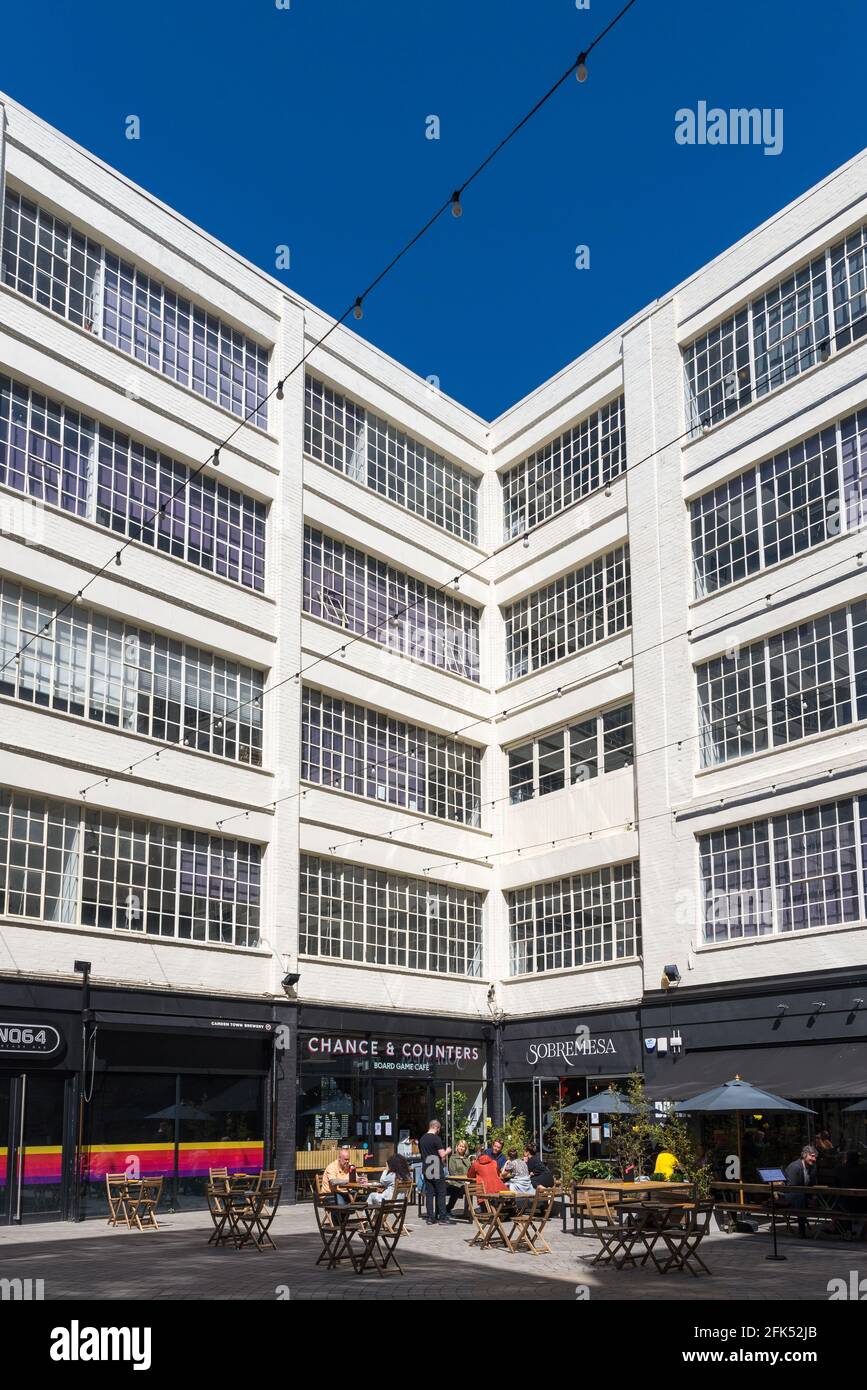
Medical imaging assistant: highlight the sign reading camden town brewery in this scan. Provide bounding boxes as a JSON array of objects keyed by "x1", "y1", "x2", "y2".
[{"x1": 305, "y1": 1035, "x2": 480, "y2": 1068}]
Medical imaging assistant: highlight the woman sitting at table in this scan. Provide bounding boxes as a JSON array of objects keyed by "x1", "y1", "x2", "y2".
[
  {"x1": 446, "y1": 1139, "x2": 472, "y2": 1213},
  {"x1": 367, "y1": 1154, "x2": 411, "y2": 1205},
  {"x1": 502, "y1": 1148, "x2": 534, "y2": 1194},
  {"x1": 525, "y1": 1143, "x2": 554, "y2": 1189}
]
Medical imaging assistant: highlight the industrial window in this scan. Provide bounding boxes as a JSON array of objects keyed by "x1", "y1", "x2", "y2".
[
  {"x1": 299, "y1": 855, "x2": 483, "y2": 977},
  {"x1": 508, "y1": 862, "x2": 640, "y2": 975},
  {"x1": 304, "y1": 377, "x2": 478, "y2": 542}
]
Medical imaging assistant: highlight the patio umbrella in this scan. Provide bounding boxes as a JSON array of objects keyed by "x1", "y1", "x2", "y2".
[
  {"x1": 561, "y1": 1090, "x2": 639, "y2": 1115},
  {"x1": 146, "y1": 1102, "x2": 212, "y2": 1123},
  {"x1": 675, "y1": 1076, "x2": 815, "y2": 1182},
  {"x1": 300, "y1": 1095, "x2": 354, "y2": 1116},
  {"x1": 843, "y1": 1097, "x2": 867, "y2": 1112}
]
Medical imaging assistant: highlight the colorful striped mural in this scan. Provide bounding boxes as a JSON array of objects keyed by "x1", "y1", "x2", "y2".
[{"x1": 1, "y1": 1140, "x2": 264, "y2": 1185}]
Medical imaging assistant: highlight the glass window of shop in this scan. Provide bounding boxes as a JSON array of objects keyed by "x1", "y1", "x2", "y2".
[
  {"x1": 297, "y1": 1032, "x2": 486, "y2": 1175},
  {"x1": 80, "y1": 1070, "x2": 265, "y2": 1216},
  {"x1": 504, "y1": 1074, "x2": 634, "y2": 1169}
]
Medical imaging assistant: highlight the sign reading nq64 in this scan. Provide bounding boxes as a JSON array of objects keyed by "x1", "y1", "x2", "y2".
[{"x1": 0, "y1": 1023, "x2": 62, "y2": 1056}]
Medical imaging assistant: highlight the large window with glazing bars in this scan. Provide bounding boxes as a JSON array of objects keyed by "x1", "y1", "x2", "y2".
[
  {"x1": 303, "y1": 526, "x2": 480, "y2": 682},
  {"x1": 0, "y1": 577, "x2": 264, "y2": 763},
  {"x1": 0, "y1": 790, "x2": 261, "y2": 946},
  {"x1": 503, "y1": 546, "x2": 631, "y2": 681},
  {"x1": 697, "y1": 601, "x2": 867, "y2": 767},
  {"x1": 690, "y1": 409, "x2": 867, "y2": 597},
  {"x1": 1, "y1": 190, "x2": 269, "y2": 427},
  {"x1": 700, "y1": 796, "x2": 867, "y2": 942},
  {"x1": 304, "y1": 376, "x2": 478, "y2": 541},
  {"x1": 501, "y1": 396, "x2": 626, "y2": 539},
  {"x1": 0, "y1": 375, "x2": 266, "y2": 590},
  {"x1": 508, "y1": 862, "x2": 641, "y2": 976},
  {"x1": 302, "y1": 687, "x2": 481, "y2": 824},
  {"x1": 507, "y1": 704, "x2": 633, "y2": 804},
  {"x1": 683, "y1": 225, "x2": 867, "y2": 435},
  {"x1": 299, "y1": 855, "x2": 483, "y2": 976}
]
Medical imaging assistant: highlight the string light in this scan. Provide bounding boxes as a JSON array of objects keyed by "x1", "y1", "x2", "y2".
[
  {"x1": 576, "y1": 54, "x2": 588, "y2": 82},
  {"x1": 451, "y1": 191, "x2": 463, "y2": 218},
  {"x1": 353, "y1": 298, "x2": 364, "y2": 320}
]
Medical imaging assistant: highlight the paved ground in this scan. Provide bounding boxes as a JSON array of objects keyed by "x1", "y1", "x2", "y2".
[{"x1": 2, "y1": 1202, "x2": 865, "y2": 1301}]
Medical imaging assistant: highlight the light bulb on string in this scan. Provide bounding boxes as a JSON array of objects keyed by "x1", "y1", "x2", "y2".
[
  {"x1": 576, "y1": 54, "x2": 588, "y2": 82},
  {"x1": 353, "y1": 298, "x2": 364, "y2": 321},
  {"x1": 451, "y1": 191, "x2": 462, "y2": 219}
]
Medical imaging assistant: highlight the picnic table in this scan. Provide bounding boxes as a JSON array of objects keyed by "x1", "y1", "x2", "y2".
[
  {"x1": 563, "y1": 1179, "x2": 692, "y2": 1236},
  {"x1": 711, "y1": 1180, "x2": 867, "y2": 1238},
  {"x1": 597, "y1": 1199, "x2": 713, "y2": 1276}
]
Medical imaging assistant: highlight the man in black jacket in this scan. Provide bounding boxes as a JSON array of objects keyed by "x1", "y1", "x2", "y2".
[{"x1": 783, "y1": 1145, "x2": 818, "y2": 1236}]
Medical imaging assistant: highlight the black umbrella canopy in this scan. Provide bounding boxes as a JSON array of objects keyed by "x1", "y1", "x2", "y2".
[
  {"x1": 843, "y1": 1097, "x2": 867, "y2": 1113},
  {"x1": 675, "y1": 1078, "x2": 815, "y2": 1114},
  {"x1": 147, "y1": 1102, "x2": 212, "y2": 1122},
  {"x1": 562, "y1": 1090, "x2": 639, "y2": 1115}
]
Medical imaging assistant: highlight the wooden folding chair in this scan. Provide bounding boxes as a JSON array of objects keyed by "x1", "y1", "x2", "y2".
[
  {"x1": 584, "y1": 1191, "x2": 634, "y2": 1267},
  {"x1": 254, "y1": 1169, "x2": 277, "y2": 1191},
  {"x1": 106, "y1": 1173, "x2": 132, "y2": 1228},
  {"x1": 129, "y1": 1177, "x2": 163, "y2": 1231},
  {"x1": 466, "y1": 1183, "x2": 499, "y2": 1249},
  {"x1": 209, "y1": 1167, "x2": 230, "y2": 1192},
  {"x1": 379, "y1": 1179, "x2": 414, "y2": 1237},
  {"x1": 509, "y1": 1186, "x2": 557, "y2": 1255},
  {"x1": 206, "y1": 1182, "x2": 232, "y2": 1245},
  {"x1": 356, "y1": 1200, "x2": 406, "y2": 1276},
  {"x1": 660, "y1": 1201, "x2": 713, "y2": 1276},
  {"x1": 234, "y1": 1184, "x2": 281, "y2": 1252}
]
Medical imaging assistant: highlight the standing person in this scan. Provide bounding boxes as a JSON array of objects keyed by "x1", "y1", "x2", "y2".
[
  {"x1": 419, "y1": 1120, "x2": 455, "y2": 1226},
  {"x1": 783, "y1": 1144, "x2": 818, "y2": 1237}
]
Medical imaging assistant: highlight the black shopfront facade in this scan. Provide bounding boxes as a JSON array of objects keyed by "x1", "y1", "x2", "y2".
[
  {"x1": 295, "y1": 1005, "x2": 490, "y2": 1168},
  {"x1": 641, "y1": 965, "x2": 867, "y2": 1176},
  {"x1": 498, "y1": 1005, "x2": 643, "y2": 1166},
  {"x1": 0, "y1": 975, "x2": 292, "y2": 1223}
]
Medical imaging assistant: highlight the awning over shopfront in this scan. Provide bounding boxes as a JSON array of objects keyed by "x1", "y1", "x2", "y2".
[{"x1": 645, "y1": 1042, "x2": 867, "y2": 1100}]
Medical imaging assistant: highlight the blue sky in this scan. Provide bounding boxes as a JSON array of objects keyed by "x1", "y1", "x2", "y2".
[{"x1": 3, "y1": 0, "x2": 866, "y2": 418}]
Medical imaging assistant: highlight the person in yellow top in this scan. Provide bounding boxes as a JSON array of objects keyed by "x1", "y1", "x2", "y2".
[{"x1": 653, "y1": 1148, "x2": 680, "y2": 1180}]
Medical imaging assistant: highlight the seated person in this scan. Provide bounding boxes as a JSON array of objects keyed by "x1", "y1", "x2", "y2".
[
  {"x1": 321, "y1": 1146, "x2": 367, "y2": 1204},
  {"x1": 367, "y1": 1153, "x2": 411, "y2": 1205},
  {"x1": 653, "y1": 1146, "x2": 680, "y2": 1180},
  {"x1": 502, "y1": 1147, "x2": 533, "y2": 1194},
  {"x1": 467, "y1": 1149, "x2": 505, "y2": 1196},
  {"x1": 525, "y1": 1142, "x2": 554, "y2": 1189},
  {"x1": 446, "y1": 1139, "x2": 472, "y2": 1213},
  {"x1": 483, "y1": 1137, "x2": 507, "y2": 1170}
]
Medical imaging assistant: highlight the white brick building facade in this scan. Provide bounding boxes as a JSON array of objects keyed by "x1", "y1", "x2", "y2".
[{"x1": 0, "y1": 94, "x2": 864, "y2": 1215}]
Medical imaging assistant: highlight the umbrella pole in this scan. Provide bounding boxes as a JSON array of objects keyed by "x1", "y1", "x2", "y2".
[{"x1": 737, "y1": 1113, "x2": 743, "y2": 1206}]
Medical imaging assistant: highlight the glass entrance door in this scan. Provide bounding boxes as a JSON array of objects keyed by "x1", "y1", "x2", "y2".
[
  {"x1": 534, "y1": 1076, "x2": 562, "y2": 1166},
  {"x1": 4, "y1": 1073, "x2": 71, "y2": 1223}
]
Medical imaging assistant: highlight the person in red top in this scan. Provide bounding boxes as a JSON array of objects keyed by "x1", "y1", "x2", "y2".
[{"x1": 467, "y1": 1151, "x2": 504, "y2": 1197}]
